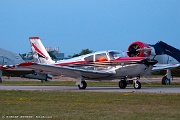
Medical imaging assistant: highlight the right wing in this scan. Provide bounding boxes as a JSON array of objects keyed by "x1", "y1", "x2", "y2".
[{"x1": 152, "y1": 63, "x2": 180, "y2": 71}]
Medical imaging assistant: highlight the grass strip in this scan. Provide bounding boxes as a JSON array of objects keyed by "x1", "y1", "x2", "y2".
[{"x1": 0, "y1": 90, "x2": 180, "y2": 120}]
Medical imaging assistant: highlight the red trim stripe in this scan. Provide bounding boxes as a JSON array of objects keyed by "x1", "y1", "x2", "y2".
[
  {"x1": 29, "y1": 37, "x2": 39, "y2": 39},
  {"x1": 31, "y1": 43, "x2": 46, "y2": 58},
  {"x1": 18, "y1": 62, "x2": 34, "y2": 67}
]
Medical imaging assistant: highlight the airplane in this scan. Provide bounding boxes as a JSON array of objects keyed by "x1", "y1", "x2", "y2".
[
  {"x1": 18, "y1": 37, "x2": 157, "y2": 89},
  {"x1": 127, "y1": 41, "x2": 180, "y2": 85},
  {"x1": 0, "y1": 47, "x2": 52, "y2": 83}
]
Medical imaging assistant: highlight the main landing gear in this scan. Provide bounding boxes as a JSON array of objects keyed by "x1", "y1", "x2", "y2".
[
  {"x1": 78, "y1": 81, "x2": 87, "y2": 89},
  {"x1": 119, "y1": 77, "x2": 141, "y2": 89},
  {"x1": 162, "y1": 69, "x2": 171, "y2": 85},
  {"x1": 76, "y1": 76, "x2": 87, "y2": 89}
]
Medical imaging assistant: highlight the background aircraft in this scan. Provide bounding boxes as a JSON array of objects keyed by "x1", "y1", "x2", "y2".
[
  {"x1": 127, "y1": 41, "x2": 180, "y2": 85},
  {"x1": 18, "y1": 37, "x2": 157, "y2": 89},
  {"x1": 0, "y1": 47, "x2": 52, "y2": 83}
]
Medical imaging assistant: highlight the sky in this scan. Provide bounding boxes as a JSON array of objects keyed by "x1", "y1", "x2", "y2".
[{"x1": 0, "y1": 0, "x2": 180, "y2": 57}]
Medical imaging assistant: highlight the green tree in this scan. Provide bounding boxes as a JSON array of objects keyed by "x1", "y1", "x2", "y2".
[{"x1": 72, "y1": 49, "x2": 93, "y2": 58}]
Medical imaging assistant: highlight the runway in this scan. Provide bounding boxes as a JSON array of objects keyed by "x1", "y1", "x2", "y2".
[{"x1": 0, "y1": 86, "x2": 180, "y2": 93}]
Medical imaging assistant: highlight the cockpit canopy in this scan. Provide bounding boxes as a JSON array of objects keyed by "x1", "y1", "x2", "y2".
[{"x1": 84, "y1": 50, "x2": 127, "y2": 62}]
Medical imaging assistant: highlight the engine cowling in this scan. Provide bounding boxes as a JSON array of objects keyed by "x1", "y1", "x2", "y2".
[{"x1": 127, "y1": 41, "x2": 151, "y2": 57}]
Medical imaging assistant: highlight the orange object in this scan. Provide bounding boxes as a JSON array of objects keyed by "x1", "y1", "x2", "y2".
[{"x1": 99, "y1": 57, "x2": 107, "y2": 62}]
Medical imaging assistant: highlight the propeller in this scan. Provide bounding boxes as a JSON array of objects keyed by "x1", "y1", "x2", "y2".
[
  {"x1": 127, "y1": 44, "x2": 152, "y2": 57},
  {"x1": 136, "y1": 47, "x2": 152, "y2": 52},
  {"x1": 127, "y1": 44, "x2": 140, "y2": 57}
]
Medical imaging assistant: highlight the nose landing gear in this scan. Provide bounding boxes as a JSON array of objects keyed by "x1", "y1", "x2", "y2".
[{"x1": 119, "y1": 77, "x2": 142, "y2": 89}]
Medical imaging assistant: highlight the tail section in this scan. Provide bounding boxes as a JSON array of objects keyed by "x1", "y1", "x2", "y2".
[
  {"x1": 29, "y1": 37, "x2": 55, "y2": 64},
  {"x1": 150, "y1": 41, "x2": 180, "y2": 63}
]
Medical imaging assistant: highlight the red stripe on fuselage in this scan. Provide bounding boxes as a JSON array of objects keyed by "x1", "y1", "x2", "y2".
[
  {"x1": 115, "y1": 57, "x2": 145, "y2": 62},
  {"x1": 53, "y1": 57, "x2": 146, "y2": 66}
]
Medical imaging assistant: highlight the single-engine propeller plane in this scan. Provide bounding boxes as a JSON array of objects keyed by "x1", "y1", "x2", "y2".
[{"x1": 18, "y1": 37, "x2": 157, "y2": 89}]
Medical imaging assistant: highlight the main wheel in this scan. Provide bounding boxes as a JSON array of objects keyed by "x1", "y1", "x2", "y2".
[
  {"x1": 162, "y1": 76, "x2": 170, "y2": 85},
  {"x1": 119, "y1": 80, "x2": 127, "y2": 89},
  {"x1": 78, "y1": 81, "x2": 87, "y2": 89},
  {"x1": 133, "y1": 81, "x2": 141, "y2": 89}
]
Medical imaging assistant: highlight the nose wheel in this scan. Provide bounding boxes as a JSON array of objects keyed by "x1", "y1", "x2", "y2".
[
  {"x1": 119, "y1": 77, "x2": 142, "y2": 89},
  {"x1": 133, "y1": 80, "x2": 141, "y2": 89}
]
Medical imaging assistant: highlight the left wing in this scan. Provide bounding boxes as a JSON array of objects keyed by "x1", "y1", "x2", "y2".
[{"x1": 18, "y1": 62, "x2": 115, "y2": 79}]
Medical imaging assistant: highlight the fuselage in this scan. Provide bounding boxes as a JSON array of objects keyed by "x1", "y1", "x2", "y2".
[{"x1": 49, "y1": 50, "x2": 150, "y2": 80}]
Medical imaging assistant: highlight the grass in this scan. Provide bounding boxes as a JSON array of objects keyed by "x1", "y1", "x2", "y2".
[
  {"x1": 1, "y1": 78, "x2": 180, "y2": 119},
  {"x1": 0, "y1": 91, "x2": 180, "y2": 120}
]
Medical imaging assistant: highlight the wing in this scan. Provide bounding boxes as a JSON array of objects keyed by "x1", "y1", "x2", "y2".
[
  {"x1": 152, "y1": 64, "x2": 180, "y2": 71},
  {"x1": 18, "y1": 62, "x2": 115, "y2": 79},
  {"x1": 0, "y1": 65, "x2": 34, "y2": 77}
]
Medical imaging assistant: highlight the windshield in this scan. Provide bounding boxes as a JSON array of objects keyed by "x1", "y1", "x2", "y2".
[{"x1": 108, "y1": 51, "x2": 126, "y2": 60}]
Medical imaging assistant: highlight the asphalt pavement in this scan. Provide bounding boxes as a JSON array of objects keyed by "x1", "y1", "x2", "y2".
[{"x1": 0, "y1": 86, "x2": 180, "y2": 93}]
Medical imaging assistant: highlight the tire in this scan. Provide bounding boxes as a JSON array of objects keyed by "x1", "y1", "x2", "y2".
[
  {"x1": 119, "y1": 80, "x2": 127, "y2": 89},
  {"x1": 78, "y1": 81, "x2": 87, "y2": 89},
  {"x1": 162, "y1": 76, "x2": 170, "y2": 85},
  {"x1": 134, "y1": 81, "x2": 141, "y2": 89}
]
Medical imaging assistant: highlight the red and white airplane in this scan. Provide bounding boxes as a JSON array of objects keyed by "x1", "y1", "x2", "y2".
[
  {"x1": 127, "y1": 41, "x2": 180, "y2": 85},
  {"x1": 18, "y1": 37, "x2": 157, "y2": 89}
]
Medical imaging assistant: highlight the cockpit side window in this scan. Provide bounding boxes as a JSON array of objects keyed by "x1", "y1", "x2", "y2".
[
  {"x1": 95, "y1": 53, "x2": 108, "y2": 62},
  {"x1": 84, "y1": 55, "x2": 94, "y2": 63}
]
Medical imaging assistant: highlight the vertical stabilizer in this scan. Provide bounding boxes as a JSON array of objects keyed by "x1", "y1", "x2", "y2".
[{"x1": 29, "y1": 37, "x2": 55, "y2": 64}]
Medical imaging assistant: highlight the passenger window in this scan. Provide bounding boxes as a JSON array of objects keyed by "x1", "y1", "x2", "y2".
[
  {"x1": 95, "y1": 53, "x2": 108, "y2": 62},
  {"x1": 84, "y1": 55, "x2": 94, "y2": 63}
]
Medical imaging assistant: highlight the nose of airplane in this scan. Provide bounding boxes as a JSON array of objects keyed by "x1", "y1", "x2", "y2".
[{"x1": 141, "y1": 58, "x2": 158, "y2": 66}]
